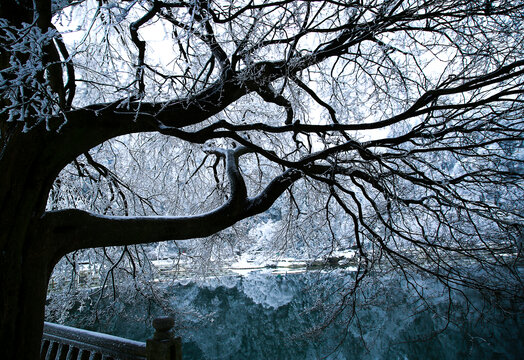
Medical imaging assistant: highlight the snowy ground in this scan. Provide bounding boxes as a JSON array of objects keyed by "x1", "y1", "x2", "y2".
[{"x1": 150, "y1": 248, "x2": 358, "y2": 279}]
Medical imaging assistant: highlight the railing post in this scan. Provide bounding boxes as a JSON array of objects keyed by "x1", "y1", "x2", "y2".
[{"x1": 146, "y1": 316, "x2": 182, "y2": 360}]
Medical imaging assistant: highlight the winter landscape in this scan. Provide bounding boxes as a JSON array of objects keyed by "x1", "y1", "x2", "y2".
[{"x1": 1, "y1": 1, "x2": 523, "y2": 359}]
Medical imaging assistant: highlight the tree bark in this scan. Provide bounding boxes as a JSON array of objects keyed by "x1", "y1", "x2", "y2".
[{"x1": 0, "y1": 125, "x2": 60, "y2": 360}]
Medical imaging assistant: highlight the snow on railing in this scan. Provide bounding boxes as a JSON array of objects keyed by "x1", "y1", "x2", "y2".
[{"x1": 41, "y1": 317, "x2": 181, "y2": 360}]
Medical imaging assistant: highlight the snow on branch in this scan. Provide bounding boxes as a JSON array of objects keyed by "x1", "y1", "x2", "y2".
[
  {"x1": 0, "y1": 19, "x2": 64, "y2": 130},
  {"x1": 40, "y1": 144, "x2": 301, "y2": 256}
]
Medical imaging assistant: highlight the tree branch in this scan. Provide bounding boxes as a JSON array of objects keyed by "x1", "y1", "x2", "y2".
[{"x1": 40, "y1": 147, "x2": 302, "y2": 259}]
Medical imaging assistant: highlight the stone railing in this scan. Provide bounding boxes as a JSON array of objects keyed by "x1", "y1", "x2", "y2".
[{"x1": 41, "y1": 317, "x2": 181, "y2": 360}]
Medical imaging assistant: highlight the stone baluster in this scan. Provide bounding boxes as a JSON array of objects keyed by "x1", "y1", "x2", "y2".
[{"x1": 146, "y1": 317, "x2": 182, "y2": 360}]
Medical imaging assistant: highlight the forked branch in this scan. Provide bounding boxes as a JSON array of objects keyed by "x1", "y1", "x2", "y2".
[{"x1": 40, "y1": 146, "x2": 302, "y2": 261}]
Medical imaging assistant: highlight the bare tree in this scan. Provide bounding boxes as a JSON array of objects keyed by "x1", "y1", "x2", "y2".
[{"x1": 1, "y1": 0, "x2": 523, "y2": 358}]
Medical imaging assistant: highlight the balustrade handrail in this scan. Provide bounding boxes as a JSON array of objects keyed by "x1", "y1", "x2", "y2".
[
  {"x1": 42, "y1": 322, "x2": 146, "y2": 360},
  {"x1": 41, "y1": 317, "x2": 181, "y2": 360}
]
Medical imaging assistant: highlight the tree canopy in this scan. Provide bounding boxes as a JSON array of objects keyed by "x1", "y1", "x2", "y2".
[{"x1": 1, "y1": 0, "x2": 523, "y2": 358}]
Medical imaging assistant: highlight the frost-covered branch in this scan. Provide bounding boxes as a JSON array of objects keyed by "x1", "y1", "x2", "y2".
[{"x1": 40, "y1": 146, "x2": 301, "y2": 259}]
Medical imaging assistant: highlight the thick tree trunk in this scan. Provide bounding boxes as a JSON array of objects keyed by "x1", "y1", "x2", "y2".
[
  {"x1": 0, "y1": 125, "x2": 58, "y2": 360},
  {"x1": 0, "y1": 230, "x2": 51, "y2": 360},
  {"x1": 0, "y1": 2, "x2": 53, "y2": 357}
]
